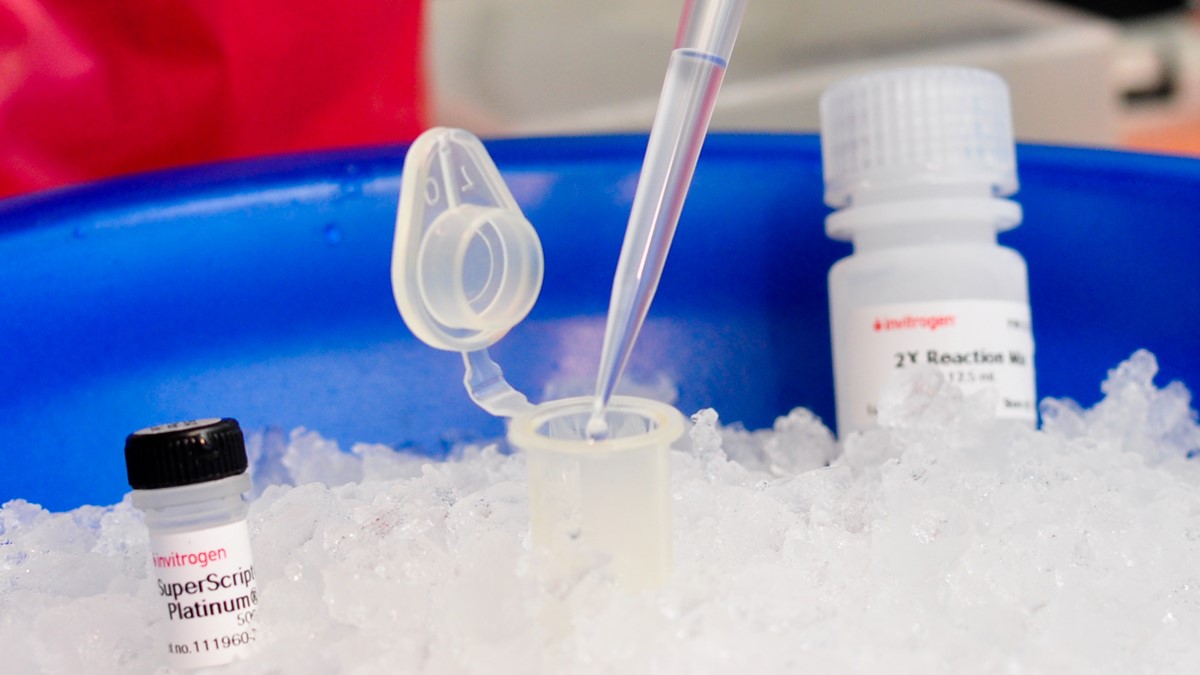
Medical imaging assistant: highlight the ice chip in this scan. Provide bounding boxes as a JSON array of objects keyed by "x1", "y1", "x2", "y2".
[
  {"x1": 1101, "y1": 348, "x2": 1159, "y2": 396},
  {"x1": 247, "y1": 426, "x2": 292, "y2": 497},
  {"x1": 351, "y1": 441, "x2": 430, "y2": 483},
  {"x1": 284, "y1": 428, "x2": 364, "y2": 487},
  {"x1": 718, "y1": 408, "x2": 838, "y2": 477},
  {"x1": 1039, "y1": 396, "x2": 1087, "y2": 437},
  {"x1": 1043, "y1": 350, "x2": 1200, "y2": 465},
  {"x1": 687, "y1": 408, "x2": 727, "y2": 468},
  {"x1": 762, "y1": 408, "x2": 838, "y2": 475}
]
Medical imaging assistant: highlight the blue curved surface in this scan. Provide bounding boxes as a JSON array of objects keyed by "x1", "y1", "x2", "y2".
[{"x1": 2, "y1": 135, "x2": 1199, "y2": 511}]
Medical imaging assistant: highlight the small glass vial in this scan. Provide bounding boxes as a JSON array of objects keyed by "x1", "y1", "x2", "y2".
[
  {"x1": 125, "y1": 418, "x2": 260, "y2": 670},
  {"x1": 819, "y1": 66, "x2": 1037, "y2": 436}
]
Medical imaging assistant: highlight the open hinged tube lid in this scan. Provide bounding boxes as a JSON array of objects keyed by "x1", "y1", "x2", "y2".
[{"x1": 391, "y1": 127, "x2": 543, "y2": 419}]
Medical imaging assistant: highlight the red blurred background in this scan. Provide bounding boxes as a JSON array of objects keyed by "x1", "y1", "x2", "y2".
[{"x1": 0, "y1": 1, "x2": 426, "y2": 199}]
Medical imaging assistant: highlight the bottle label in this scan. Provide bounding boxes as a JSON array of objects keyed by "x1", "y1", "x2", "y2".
[
  {"x1": 842, "y1": 300, "x2": 1036, "y2": 429},
  {"x1": 148, "y1": 520, "x2": 259, "y2": 668}
]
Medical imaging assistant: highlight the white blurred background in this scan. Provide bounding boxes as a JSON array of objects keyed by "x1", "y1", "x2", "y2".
[{"x1": 426, "y1": 0, "x2": 1200, "y2": 154}]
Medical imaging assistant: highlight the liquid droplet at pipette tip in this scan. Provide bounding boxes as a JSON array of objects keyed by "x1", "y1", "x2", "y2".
[{"x1": 585, "y1": 409, "x2": 611, "y2": 442}]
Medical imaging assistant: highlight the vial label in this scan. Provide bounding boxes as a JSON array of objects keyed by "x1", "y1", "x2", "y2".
[
  {"x1": 841, "y1": 299, "x2": 1035, "y2": 429},
  {"x1": 149, "y1": 520, "x2": 259, "y2": 669}
]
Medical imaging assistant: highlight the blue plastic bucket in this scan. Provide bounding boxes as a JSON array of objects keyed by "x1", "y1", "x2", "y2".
[{"x1": 3, "y1": 135, "x2": 1199, "y2": 511}]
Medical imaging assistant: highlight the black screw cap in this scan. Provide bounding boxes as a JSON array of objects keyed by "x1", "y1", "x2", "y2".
[{"x1": 124, "y1": 418, "x2": 248, "y2": 490}]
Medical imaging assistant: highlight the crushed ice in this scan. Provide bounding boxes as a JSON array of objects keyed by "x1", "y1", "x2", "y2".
[{"x1": 3, "y1": 350, "x2": 1200, "y2": 673}]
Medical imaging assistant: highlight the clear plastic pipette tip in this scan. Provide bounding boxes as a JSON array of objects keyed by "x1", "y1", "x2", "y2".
[{"x1": 587, "y1": 0, "x2": 747, "y2": 439}]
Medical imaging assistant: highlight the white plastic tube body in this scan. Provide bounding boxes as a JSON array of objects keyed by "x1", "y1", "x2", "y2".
[{"x1": 510, "y1": 396, "x2": 684, "y2": 590}]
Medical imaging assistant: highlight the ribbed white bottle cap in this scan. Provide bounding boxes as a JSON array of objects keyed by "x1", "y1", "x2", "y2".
[{"x1": 820, "y1": 66, "x2": 1018, "y2": 208}]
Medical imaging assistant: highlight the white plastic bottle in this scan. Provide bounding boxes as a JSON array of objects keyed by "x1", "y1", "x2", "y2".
[
  {"x1": 125, "y1": 418, "x2": 260, "y2": 670},
  {"x1": 819, "y1": 66, "x2": 1036, "y2": 436}
]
